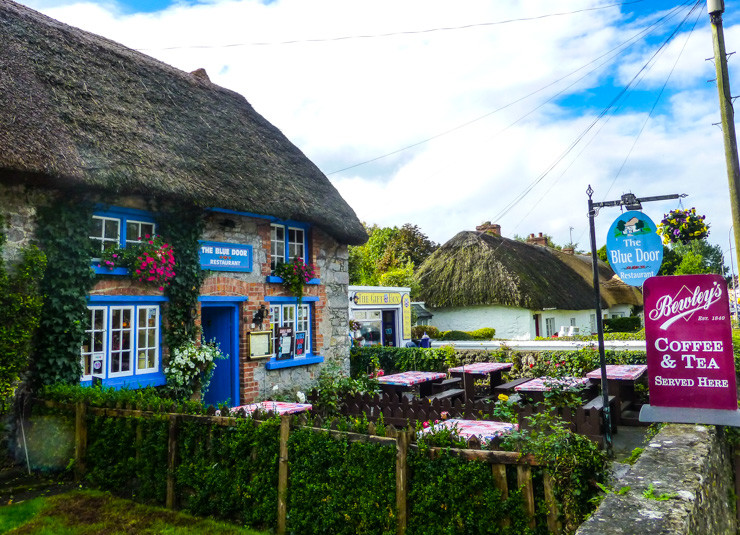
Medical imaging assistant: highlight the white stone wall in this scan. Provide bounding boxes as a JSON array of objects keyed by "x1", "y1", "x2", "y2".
[
  {"x1": 0, "y1": 183, "x2": 50, "y2": 268},
  {"x1": 429, "y1": 305, "x2": 534, "y2": 339}
]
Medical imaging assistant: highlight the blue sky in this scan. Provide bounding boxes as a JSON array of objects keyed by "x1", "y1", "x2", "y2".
[{"x1": 21, "y1": 0, "x2": 740, "y2": 262}]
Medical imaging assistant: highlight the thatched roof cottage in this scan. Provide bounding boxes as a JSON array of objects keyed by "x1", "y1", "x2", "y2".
[
  {"x1": 0, "y1": 0, "x2": 366, "y2": 405},
  {"x1": 415, "y1": 229, "x2": 642, "y2": 339}
]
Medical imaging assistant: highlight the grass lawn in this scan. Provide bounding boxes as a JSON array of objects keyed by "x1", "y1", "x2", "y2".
[{"x1": 0, "y1": 489, "x2": 270, "y2": 534}]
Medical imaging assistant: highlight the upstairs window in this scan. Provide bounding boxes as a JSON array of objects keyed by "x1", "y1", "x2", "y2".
[
  {"x1": 270, "y1": 222, "x2": 308, "y2": 273},
  {"x1": 90, "y1": 207, "x2": 156, "y2": 254}
]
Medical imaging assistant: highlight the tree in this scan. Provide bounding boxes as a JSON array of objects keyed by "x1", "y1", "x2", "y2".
[{"x1": 348, "y1": 223, "x2": 438, "y2": 293}]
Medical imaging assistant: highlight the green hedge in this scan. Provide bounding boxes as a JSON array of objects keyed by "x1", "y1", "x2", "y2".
[
  {"x1": 603, "y1": 316, "x2": 642, "y2": 333},
  {"x1": 350, "y1": 346, "x2": 458, "y2": 377}
]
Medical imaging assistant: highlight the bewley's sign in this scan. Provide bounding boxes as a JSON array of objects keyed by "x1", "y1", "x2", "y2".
[{"x1": 643, "y1": 274, "x2": 737, "y2": 412}]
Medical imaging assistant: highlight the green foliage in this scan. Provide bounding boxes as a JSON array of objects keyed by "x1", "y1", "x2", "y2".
[
  {"x1": 0, "y1": 216, "x2": 46, "y2": 412},
  {"x1": 624, "y1": 447, "x2": 643, "y2": 465},
  {"x1": 350, "y1": 346, "x2": 458, "y2": 378},
  {"x1": 407, "y1": 447, "x2": 531, "y2": 535},
  {"x1": 602, "y1": 316, "x2": 641, "y2": 333},
  {"x1": 642, "y1": 483, "x2": 676, "y2": 501},
  {"x1": 438, "y1": 330, "x2": 474, "y2": 341},
  {"x1": 500, "y1": 408, "x2": 608, "y2": 533},
  {"x1": 287, "y1": 427, "x2": 397, "y2": 535},
  {"x1": 348, "y1": 223, "x2": 437, "y2": 294},
  {"x1": 159, "y1": 208, "x2": 206, "y2": 352},
  {"x1": 470, "y1": 327, "x2": 496, "y2": 340},
  {"x1": 39, "y1": 383, "x2": 205, "y2": 413},
  {"x1": 164, "y1": 339, "x2": 226, "y2": 400},
  {"x1": 674, "y1": 250, "x2": 710, "y2": 275},
  {"x1": 410, "y1": 325, "x2": 440, "y2": 339},
  {"x1": 274, "y1": 256, "x2": 316, "y2": 302},
  {"x1": 313, "y1": 360, "x2": 379, "y2": 417},
  {"x1": 511, "y1": 347, "x2": 646, "y2": 379},
  {"x1": 33, "y1": 199, "x2": 96, "y2": 387}
]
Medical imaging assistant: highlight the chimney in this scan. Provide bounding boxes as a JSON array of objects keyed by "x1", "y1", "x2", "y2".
[
  {"x1": 190, "y1": 68, "x2": 211, "y2": 82},
  {"x1": 562, "y1": 247, "x2": 574, "y2": 255},
  {"x1": 526, "y1": 232, "x2": 548, "y2": 247},
  {"x1": 476, "y1": 221, "x2": 501, "y2": 236}
]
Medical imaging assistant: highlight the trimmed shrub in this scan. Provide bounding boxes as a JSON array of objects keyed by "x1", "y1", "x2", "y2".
[
  {"x1": 603, "y1": 316, "x2": 641, "y2": 333},
  {"x1": 410, "y1": 325, "x2": 440, "y2": 339},
  {"x1": 438, "y1": 330, "x2": 474, "y2": 341},
  {"x1": 470, "y1": 327, "x2": 496, "y2": 340}
]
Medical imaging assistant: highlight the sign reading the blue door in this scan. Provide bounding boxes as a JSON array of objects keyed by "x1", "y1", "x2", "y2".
[
  {"x1": 606, "y1": 210, "x2": 663, "y2": 287},
  {"x1": 199, "y1": 241, "x2": 253, "y2": 272}
]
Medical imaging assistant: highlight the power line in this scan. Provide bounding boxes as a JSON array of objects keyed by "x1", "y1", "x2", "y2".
[
  {"x1": 327, "y1": 1, "x2": 691, "y2": 176},
  {"x1": 135, "y1": 1, "x2": 645, "y2": 51}
]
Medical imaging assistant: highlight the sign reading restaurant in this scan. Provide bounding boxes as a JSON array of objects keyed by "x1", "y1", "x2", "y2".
[
  {"x1": 643, "y1": 274, "x2": 737, "y2": 412},
  {"x1": 606, "y1": 210, "x2": 663, "y2": 287},
  {"x1": 199, "y1": 241, "x2": 253, "y2": 272}
]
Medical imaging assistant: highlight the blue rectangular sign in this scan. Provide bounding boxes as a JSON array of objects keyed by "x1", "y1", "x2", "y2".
[{"x1": 199, "y1": 241, "x2": 253, "y2": 272}]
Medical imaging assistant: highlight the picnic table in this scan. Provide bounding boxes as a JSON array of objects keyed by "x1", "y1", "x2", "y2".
[
  {"x1": 377, "y1": 371, "x2": 447, "y2": 398},
  {"x1": 586, "y1": 365, "x2": 648, "y2": 424},
  {"x1": 419, "y1": 419, "x2": 518, "y2": 446},
  {"x1": 514, "y1": 376, "x2": 593, "y2": 404},
  {"x1": 448, "y1": 362, "x2": 513, "y2": 400},
  {"x1": 228, "y1": 401, "x2": 313, "y2": 416}
]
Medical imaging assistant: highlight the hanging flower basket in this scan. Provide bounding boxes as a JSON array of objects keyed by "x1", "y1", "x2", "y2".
[
  {"x1": 656, "y1": 208, "x2": 709, "y2": 245},
  {"x1": 275, "y1": 257, "x2": 316, "y2": 302},
  {"x1": 98, "y1": 234, "x2": 176, "y2": 291}
]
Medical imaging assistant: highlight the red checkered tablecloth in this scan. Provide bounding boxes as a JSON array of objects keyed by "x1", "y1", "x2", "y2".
[
  {"x1": 515, "y1": 376, "x2": 590, "y2": 392},
  {"x1": 448, "y1": 362, "x2": 512, "y2": 375},
  {"x1": 419, "y1": 419, "x2": 518, "y2": 445},
  {"x1": 377, "y1": 371, "x2": 446, "y2": 386},
  {"x1": 229, "y1": 401, "x2": 312, "y2": 416},
  {"x1": 586, "y1": 365, "x2": 647, "y2": 381}
]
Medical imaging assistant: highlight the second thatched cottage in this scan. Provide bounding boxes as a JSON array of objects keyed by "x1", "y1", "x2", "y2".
[
  {"x1": 414, "y1": 224, "x2": 642, "y2": 339},
  {"x1": 0, "y1": 0, "x2": 366, "y2": 405}
]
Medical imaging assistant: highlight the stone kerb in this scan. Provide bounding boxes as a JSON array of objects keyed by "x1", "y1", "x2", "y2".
[{"x1": 576, "y1": 424, "x2": 736, "y2": 535}]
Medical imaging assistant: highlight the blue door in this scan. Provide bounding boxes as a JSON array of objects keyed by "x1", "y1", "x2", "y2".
[{"x1": 201, "y1": 306, "x2": 237, "y2": 407}]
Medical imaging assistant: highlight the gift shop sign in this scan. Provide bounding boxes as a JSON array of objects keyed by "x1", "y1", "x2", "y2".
[
  {"x1": 606, "y1": 210, "x2": 663, "y2": 287},
  {"x1": 644, "y1": 274, "x2": 737, "y2": 411}
]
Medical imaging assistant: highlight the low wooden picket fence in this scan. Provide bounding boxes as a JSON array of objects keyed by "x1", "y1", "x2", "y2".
[
  {"x1": 40, "y1": 399, "x2": 563, "y2": 534},
  {"x1": 316, "y1": 390, "x2": 608, "y2": 447}
]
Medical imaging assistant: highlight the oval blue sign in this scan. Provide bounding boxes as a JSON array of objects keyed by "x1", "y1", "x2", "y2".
[{"x1": 605, "y1": 210, "x2": 663, "y2": 287}]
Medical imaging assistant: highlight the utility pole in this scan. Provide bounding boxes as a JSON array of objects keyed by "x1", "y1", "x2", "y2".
[{"x1": 709, "y1": 0, "x2": 740, "y2": 274}]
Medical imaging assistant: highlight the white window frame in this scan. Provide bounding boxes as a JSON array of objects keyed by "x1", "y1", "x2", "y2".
[
  {"x1": 545, "y1": 317, "x2": 555, "y2": 337},
  {"x1": 90, "y1": 216, "x2": 121, "y2": 253},
  {"x1": 125, "y1": 220, "x2": 156, "y2": 246},
  {"x1": 270, "y1": 222, "x2": 309, "y2": 274},
  {"x1": 80, "y1": 303, "x2": 161, "y2": 381},
  {"x1": 270, "y1": 303, "x2": 312, "y2": 358},
  {"x1": 90, "y1": 207, "x2": 157, "y2": 258},
  {"x1": 109, "y1": 305, "x2": 135, "y2": 377}
]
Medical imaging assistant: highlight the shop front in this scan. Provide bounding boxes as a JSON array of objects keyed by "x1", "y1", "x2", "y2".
[{"x1": 349, "y1": 286, "x2": 412, "y2": 347}]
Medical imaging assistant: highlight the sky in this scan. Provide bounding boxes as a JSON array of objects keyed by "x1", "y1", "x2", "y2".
[{"x1": 18, "y1": 0, "x2": 740, "y2": 267}]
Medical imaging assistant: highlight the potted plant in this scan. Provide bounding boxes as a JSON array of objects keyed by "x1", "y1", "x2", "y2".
[{"x1": 274, "y1": 256, "x2": 316, "y2": 303}]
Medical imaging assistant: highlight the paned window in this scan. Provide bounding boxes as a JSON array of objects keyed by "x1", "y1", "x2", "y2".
[
  {"x1": 270, "y1": 222, "x2": 308, "y2": 274},
  {"x1": 270, "y1": 303, "x2": 311, "y2": 358},
  {"x1": 90, "y1": 207, "x2": 156, "y2": 256},
  {"x1": 545, "y1": 317, "x2": 555, "y2": 337},
  {"x1": 80, "y1": 303, "x2": 161, "y2": 383}
]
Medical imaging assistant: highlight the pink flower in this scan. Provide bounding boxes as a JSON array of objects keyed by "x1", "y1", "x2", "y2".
[
  {"x1": 158, "y1": 286, "x2": 164, "y2": 291},
  {"x1": 422, "y1": 421, "x2": 430, "y2": 429}
]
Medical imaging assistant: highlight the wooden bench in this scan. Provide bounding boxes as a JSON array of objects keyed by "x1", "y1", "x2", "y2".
[
  {"x1": 431, "y1": 377, "x2": 462, "y2": 393},
  {"x1": 426, "y1": 388, "x2": 465, "y2": 402},
  {"x1": 493, "y1": 377, "x2": 532, "y2": 395},
  {"x1": 583, "y1": 395, "x2": 619, "y2": 429}
]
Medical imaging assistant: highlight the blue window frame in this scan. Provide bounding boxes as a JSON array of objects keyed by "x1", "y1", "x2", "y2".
[
  {"x1": 91, "y1": 206, "x2": 157, "y2": 275},
  {"x1": 80, "y1": 296, "x2": 167, "y2": 389}
]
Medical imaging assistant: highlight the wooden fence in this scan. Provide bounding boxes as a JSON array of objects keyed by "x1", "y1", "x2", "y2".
[
  {"x1": 318, "y1": 390, "x2": 608, "y2": 447},
  {"x1": 40, "y1": 399, "x2": 564, "y2": 534}
]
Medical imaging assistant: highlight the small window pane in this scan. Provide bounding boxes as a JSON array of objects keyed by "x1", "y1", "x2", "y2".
[{"x1": 104, "y1": 220, "x2": 119, "y2": 240}]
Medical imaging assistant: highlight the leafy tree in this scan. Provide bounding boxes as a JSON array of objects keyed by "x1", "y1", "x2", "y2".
[
  {"x1": 671, "y1": 240, "x2": 725, "y2": 276},
  {"x1": 674, "y1": 250, "x2": 711, "y2": 275},
  {"x1": 348, "y1": 223, "x2": 437, "y2": 293}
]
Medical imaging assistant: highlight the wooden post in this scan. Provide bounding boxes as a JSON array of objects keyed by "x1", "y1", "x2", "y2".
[
  {"x1": 396, "y1": 429, "x2": 409, "y2": 535},
  {"x1": 277, "y1": 415, "x2": 290, "y2": 535},
  {"x1": 74, "y1": 402, "x2": 87, "y2": 482},
  {"x1": 543, "y1": 471, "x2": 561, "y2": 533},
  {"x1": 492, "y1": 464, "x2": 509, "y2": 527},
  {"x1": 517, "y1": 465, "x2": 535, "y2": 528},
  {"x1": 166, "y1": 415, "x2": 179, "y2": 509}
]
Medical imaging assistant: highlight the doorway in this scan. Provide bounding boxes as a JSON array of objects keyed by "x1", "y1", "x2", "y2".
[
  {"x1": 201, "y1": 304, "x2": 239, "y2": 407},
  {"x1": 382, "y1": 310, "x2": 396, "y2": 346}
]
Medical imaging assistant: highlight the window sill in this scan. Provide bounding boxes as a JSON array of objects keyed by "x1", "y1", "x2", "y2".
[
  {"x1": 80, "y1": 371, "x2": 166, "y2": 389},
  {"x1": 92, "y1": 265, "x2": 129, "y2": 276},
  {"x1": 266, "y1": 276, "x2": 320, "y2": 285},
  {"x1": 264, "y1": 354, "x2": 324, "y2": 370}
]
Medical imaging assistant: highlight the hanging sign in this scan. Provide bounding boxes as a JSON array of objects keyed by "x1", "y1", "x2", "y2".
[
  {"x1": 606, "y1": 210, "x2": 662, "y2": 287},
  {"x1": 199, "y1": 241, "x2": 253, "y2": 272},
  {"x1": 402, "y1": 293, "x2": 412, "y2": 340},
  {"x1": 644, "y1": 274, "x2": 737, "y2": 411}
]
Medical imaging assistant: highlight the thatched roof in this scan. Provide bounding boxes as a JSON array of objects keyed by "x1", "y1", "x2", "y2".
[
  {"x1": 0, "y1": 0, "x2": 366, "y2": 245},
  {"x1": 415, "y1": 231, "x2": 641, "y2": 310}
]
